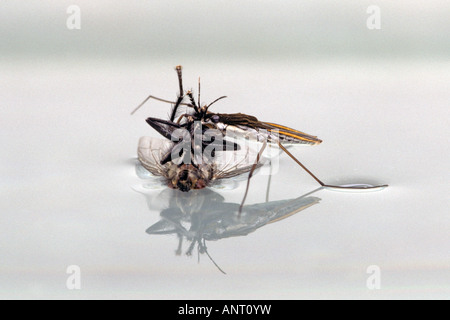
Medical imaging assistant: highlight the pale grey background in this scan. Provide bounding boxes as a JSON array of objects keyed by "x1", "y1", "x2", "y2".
[{"x1": 0, "y1": 1, "x2": 449, "y2": 299}]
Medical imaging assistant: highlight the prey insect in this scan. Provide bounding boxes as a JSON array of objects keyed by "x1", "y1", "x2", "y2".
[
  {"x1": 133, "y1": 65, "x2": 388, "y2": 192},
  {"x1": 137, "y1": 135, "x2": 266, "y2": 192}
]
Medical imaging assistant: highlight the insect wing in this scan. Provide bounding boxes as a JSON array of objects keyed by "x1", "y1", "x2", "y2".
[
  {"x1": 261, "y1": 122, "x2": 322, "y2": 145},
  {"x1": 211, "y1": 143, "x2": 268, "y2": 181},
  {"x1": 137, "y1": 136, "x2": 174, "y2": 178},
  {"x1": 225, "y1": 122, "x2": 322, "y2": 146},
  {"x1": 211, "y1": 113, "x2": 321, "y2": 146}
]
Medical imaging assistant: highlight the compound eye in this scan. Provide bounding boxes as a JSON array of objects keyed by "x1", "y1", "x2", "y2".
[{"x1": 211, "y1": 115, "x2": 220, "y2": 123}]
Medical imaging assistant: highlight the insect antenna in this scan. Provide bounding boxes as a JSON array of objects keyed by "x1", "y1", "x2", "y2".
[
  {"x1": 238, "y1": 140, "x2": 267, "y2": 217},
  {"x1": 206, "y1": 95, "x2": 227, "y2": 110}
]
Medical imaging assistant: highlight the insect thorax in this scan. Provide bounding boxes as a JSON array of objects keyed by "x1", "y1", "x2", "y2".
[{"x1": 166, "y1": 163, "x2": 215, "y2": 192}]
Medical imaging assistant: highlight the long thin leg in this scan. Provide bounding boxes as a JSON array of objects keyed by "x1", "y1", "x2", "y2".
[
  {"x1": 169, "y1": 97, "x2": 185, "y2": 122},
  {"x1": 130, "y1": 95, "x2": 193, "y2": 115},
  {"x1": 277, "y1": 141, "x2": 325, "y2": 186},
  {"x1": 175, "y1": 233, "x2": 183, "y2": 256},
  {"x1": 202, "y1": 239, "x2": 226, "y2": 274},
  {"x1": 238, "y1": 140, "x2": 267, "y2": 216},
  {"x1": 265, "y1": 159, "x2": 273, "y2": 202},
  {"x1": 175, "y1": 65, "x2": 183, "y2": 96},
  {"x1": 131, "y1": 66, "x2": 189, "y2": 117},
  {"x1": 169, "y1": 66, "x2": 185, "y2": 122},
  {"x1": 278, "y1": 141, "x2": 388, "y2": 190}
]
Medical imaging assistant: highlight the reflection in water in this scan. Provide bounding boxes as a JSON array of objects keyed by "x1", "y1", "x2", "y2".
[{"x1": 135, "y1": 186, "x2": 322, "y2": 273}]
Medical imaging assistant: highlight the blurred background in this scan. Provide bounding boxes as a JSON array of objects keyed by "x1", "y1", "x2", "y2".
[
  {"x1": 0, "y1": 0, "x2": 449, "y2": 299},
  {"x1": 1, "y1": 1, "x2": 449, "y2": 61}
]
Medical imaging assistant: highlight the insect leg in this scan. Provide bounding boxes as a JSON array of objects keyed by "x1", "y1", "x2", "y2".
[
  {"x1": 186, "y1": 238, "x2": 197, "y2": 256},
  {"x1": 175, "y1": 65, "x2": 183, "y2": 97},
  {"x1": 175, "y1": 233, "x2": 183, "y2": 256},
  {"x1": 278, "y1": 142, "x2": 388, "y2": 190},
  {"x1": 265, "y1": 159, "x2": 273, "y2": 202},
  {"x1": 202, "y1": 134, "x2": 240, "y2": 150},
  {"x1": 131, "y1": 66, "x2": 193, "y2": 116},
  {"x1": 169, "y1": 66, "x2": 186, "y2": 122},
  {"x1": 131, "y1": 95, "x2": 193, "y2": 115},
  {"x1": 186, "y1": 90, "x2": 200, "y2": 114},
  {"x1": 202, "y1": 239, "x2": 226, "y2": 274},
  {"x1": 175, "y1": 113, "x2": 192, "y2": 124},
  {"x1": 238, "y1": 140, "x2": 267, "y2": 217},
  {"x1": 145, "y1": 117, "x2": 181, "y2": 140},
  {"x1": 277, "y1": 141, "x2": 325, "y2": 186}
]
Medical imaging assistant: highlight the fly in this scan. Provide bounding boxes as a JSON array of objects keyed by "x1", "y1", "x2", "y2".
[{"x1": 137, "y1": 135, "x2": 266, "y2": 192}]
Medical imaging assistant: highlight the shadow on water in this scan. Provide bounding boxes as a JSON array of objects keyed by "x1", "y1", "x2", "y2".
[{"x1": 133, "y1": 186, "x2": 323, "y2": 274}]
